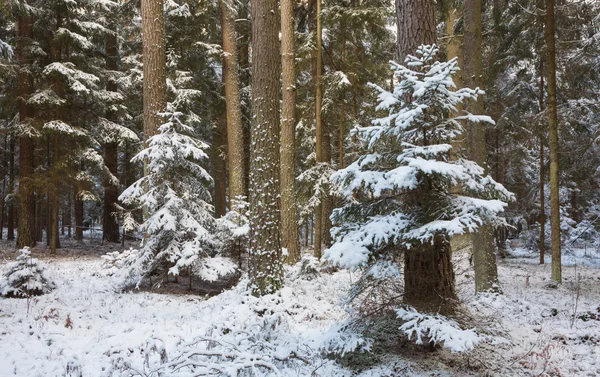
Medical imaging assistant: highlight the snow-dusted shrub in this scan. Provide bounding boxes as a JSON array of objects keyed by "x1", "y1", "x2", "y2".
[
  {"x1": 104, "y1": 280, "x2": 369, "y2": 376},
  {"x1": 0, "y1": 247, "x2": 56, "y2": 298},
  {"x1": 119, "y1": 106, "x2": 232, "y2": 288},
  {"x1": 100, "y1": 248, "x2": 140, "y2": 277},
  {"x1": 214, "y1": 198, "x2": 249, "y2": 266},
  {"x1": 396, "y1": 306, "x2": 481, "y2": 352}
]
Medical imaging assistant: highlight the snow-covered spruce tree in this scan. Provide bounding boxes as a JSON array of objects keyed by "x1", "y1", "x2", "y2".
[
  {"x1": 0, "y1": 247, "x2": 55, "y2": 298},
  {"x1": 325, "y1": 45, "x2": 513, "y2": 314},
  {"x1": 119, "y1": 106, "x2": 227, "y2": 287}
]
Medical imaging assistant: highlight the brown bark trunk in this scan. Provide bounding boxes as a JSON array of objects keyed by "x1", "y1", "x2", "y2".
[
  {"x1": 7, "y1": 137, "x2": 15, "y2": 240},
  {"x1": 314, "y1": 0, "x2": 324, "y2": 258},
  {"x1": 404, "y1": 235, "x2": 457, "y2": 314},
  {"x1": 142, "y1": 0, "x2": 167, "y2": 143},
  {"x1": 74, "y1": 187, "x2": 84, "y2": 241},
  {"x1": 539, "y1": 57, "x2": 546, "y2": 265},
  {"x1": 280, "y1": 0, "x2": 301, "y2": 263},
  {"x1": 221, "y1": 0, "x2": 246, "y2": 206},
  {"x1": 395, "y1": 0, "x2": 436, "y2": 63},
  {"x1": 51, "y1": 135, "x2": 60, "y2": 254},
  {"x1": 248, "y1": 0, "x2": 283, "y2": 295},
  {"x1": 212, "y1": 115, "x2": 228, "y2": 218},
  {"x1": 545, "y1": 0, "x2": 561, "y2": 283},
  {"x1": 464, "y1": 0, "x2": 500, "y2": 293},
  {"x1": 16, "y1": 11, "x2": 36, "y2": 249},
  {"x1": 103, "y1": 32, "x2": 121, "y2": 243}
]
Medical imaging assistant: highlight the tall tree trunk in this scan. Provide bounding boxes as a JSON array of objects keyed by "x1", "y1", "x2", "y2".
[
  {"x1": 0, "y1": 135, "x2": 6, "y2": 240},
  {"x1": 314, "y1": 0, "x2": 324, "y2": 258},
  {"x1": 237, "y1": 0, "x2": 251, "y2": 200},
  {"x1": 142, "y1": 0, "x2": 167, "y2": 143},
  {"x1": 16, "y1": 10, "x2": 36, "y2": 249},
  {"x1": 539, "y1": 57, "x2": 546, "y2": 265},
  {"x1": 544, "y1": 0, "x2": 561, "y2": 283},
  {"x1": 280, "y1": 0, "x2": 301, "y2": 263},
  {"x1": 7, "y1": 137, "x2": 15, "y2": 240},
  {"x1": 50, "y1": 135, "x2": 60, "y2": 254},
  {"x1": 103, "y1": 32, "x2": 121, "y2": 243},
  {"x1": 397, "y1": 0, "x2": 457, "y2": 311},
  {"x1": 221, "y1": 0, "x2": 246, "y2": 207},
  {"x1": 212, "y1": 115, "x2": 228, "y2": 217},
  {"x1": 464, "y1": 0, "x2": 500, "y2": 293},
  {"x1": 248, "y1": 0, "x2": 283, "y2": 295},
  {"x1": 74, "y1": 187, "x2": 84, "y2": 241}
]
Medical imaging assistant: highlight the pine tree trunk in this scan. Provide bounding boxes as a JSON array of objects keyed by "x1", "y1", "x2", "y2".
[
  {"x1": 212, "y1": 115, "x2": 228, "y2": 218},
  {"x1": 238, "y1": 0, "x2": 251, "y2": 200},
  {"x1": 16, "y1": 11, "x2": 36, "y2": 249},
  {"x1": 322, "y1": 121, "x2": 332, "y2": 248},
  {"x1": 395, "y1": 0, "x2": 436, "y2": 63},
  {"x1": 280, "y1": 0, "x2": 301, "y2": 264},
  {"x1": 0, "y1": 135, "x2": 6, "y2": 240},
  {"x1": 396, "y1": 0, "x2": 457, "y2": 312},
  {"x1": 7, "y1": 137, "x2": 15, "y2": 240},
  {"x1": 103, "y1": 32, "x2": 121, "y2": 243},
  {"x1": 314, "y1": 0, "x2": 324, "y2": 258},
  {"x1": 74, "y1": 187, "x2": 84, "y2": 241},
  {"x1": 221, "y1": 0, "x2": 246, "y2": 206},
  {"x1": 544, "y1": 0, "x2": 561, "y2": 283},
  {"x1": 464, "y1": 0, "x2": 500, "y2": 293},
  {"x1": 51, "y1": 136, "x2": 60, "y2": 254},
  {"x1": 539, "y1": 58, "x2": 545, "y2": 265},
  {"x1": 404, "y1": 235, "x2": 457, "y2": 314},
  {"x1": 248, "y1": 0, "x2": 283, "y2": 295},
  {"x1": 142, "y1": 0, "x2": 167, "y2": 143}
]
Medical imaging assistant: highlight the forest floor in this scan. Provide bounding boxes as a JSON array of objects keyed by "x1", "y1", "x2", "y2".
[{"x1": 0, "y1": 239, "x2": 599, "y2": 376}]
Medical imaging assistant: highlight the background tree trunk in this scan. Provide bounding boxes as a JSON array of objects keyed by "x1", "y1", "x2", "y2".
[
  {"x1": 544, "y1": 0, "x2": 561, "y2": 283},
  {"x1": 212, "y1": 115, "x2": 228, "y2": 218},
  {"x1": 103, "y1": 32, "x2": 121, "y2": 243},
  {"x1": 248, "y1": 0, "x2": 283, "y2": 295},
  {"x1": 464, "y1": 0, "x2": 500, "y2": 293},
  {"x1": 221, "y1": 0, "x2": 246, "y2": 207},
  {"x1": 16, "y1": 10, "x2": 36, "y2": 249},
  {"x1": 7, "y1": 137, "x2": 15, "y2": 240},
  {"x1": 395, "y1": 0, "x2": 436, "y2": 63},
  {"x1": 74, "y1": 187, "x2": 84, "y2": 241},
  {"x1": 539, "y1": 58, "x2": 546, "y2": 265},
  {"x1": 280, "y1": 0, "x2": 301, "y2": 264},
  {"x1": 314, "y1": 0, "x2": 324, "y2": 258}
]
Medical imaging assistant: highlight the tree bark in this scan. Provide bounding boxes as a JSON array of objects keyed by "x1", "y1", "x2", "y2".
[
  {"x1": 314, "y1": 0, "x2": 324, "y2": 258},
  {"x1": 221, "y1": 0, "x2": 246, "y2": 207},
  {"x1": 16, "y1": 10, "x2": 36, "y2": 249},
  {"x1": 544, "y1": 0, "x2": 561, "y2": 283},
  {"x1": 103, "y1": 32, "x2": 121, "y2": 243},
  {"x1": 539, "y1": 57, "x2": 545, "y2": 265},
  {"x1": 212, "y1": 114, "x2": 228, "y2": 218},
  {"x1": 142, "y1": 0, "x2": 167, "y2": 143},
  {"x1": 280, "y1": 0, "x2": 301, "y2": 264},
  {"x1": 396, "y1": 0, "x2": 457, "y2": 312},
  {"x1": 464, "y1": 0, "x2": 500, "y2": 293},
  {"x1": 395, "y1": 0, "x2": 436, "y2": 63},
  {"x1": 74, "y1": 187, "x2": 84, "y2": 241},
  {"x1": 249, "y1": 0, "x2": 283, "y2": 295},
  {"x1": 7, "y1": 137, "x2": 15, "y2": 240}
]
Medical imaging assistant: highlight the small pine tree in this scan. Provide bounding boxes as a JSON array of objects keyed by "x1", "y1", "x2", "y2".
[
  {"x1": 0, "y1": 247, "x2": 56, "y2": 297},
  {"x1": 119, "y1": 106, "x2": 222, "y2": 287},
  {"x1": 325, "y1": 45, "x2": 513, "y2": 311}
]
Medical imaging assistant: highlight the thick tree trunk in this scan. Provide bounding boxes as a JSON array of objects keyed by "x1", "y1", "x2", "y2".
[
  {"x1": 103, "y1": 32, "x2": 121, "y2": 243},
  {"x1": 7, "y1": 137, "x2": 15, "y2": 240},
  {"x1": 314, "y1": 0, "x2": 325, "y2": 258},
  {"x1": 395, "y1": 0, "x2": 436, "y2": 63},
  {"x1": 248, "y1": 0, "x2": 283, "y2": 295},
  {"x1": 544, "y1": 0, "x2": 561, "y2": 283},
  {"x1": 142, "y1": 0, "x2": 167, "y2": 143},
  {"x1": 464, "y1": 0, "x2": 500, "y2": 293},
  {"x1": 280, "y1": 0, "x2": 301, "y2": 264},
  {"x1": 221, "y1": 0, "x2": 246, "y2": 206},
  {"x1": 16, "y1": 12, "x2": 36, "y2": 249},
  {"x1": 397, "y1": 0, "x2": 456, "y2": 312},
  {"x1": 237, "y1": 0, "x2": 251, "y2": 200},
  {"x1": 404, "y1": 235, "x2": 457, "y2": 314}
]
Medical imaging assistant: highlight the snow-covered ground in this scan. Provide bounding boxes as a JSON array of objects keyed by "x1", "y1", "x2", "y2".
[{"x1": 1, "y1": 244, "x2": 599, "y2": 376}]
